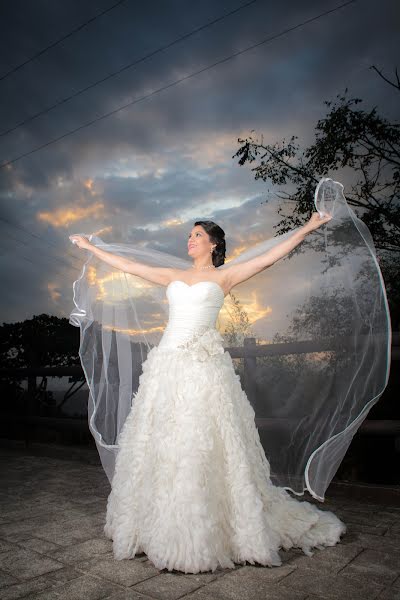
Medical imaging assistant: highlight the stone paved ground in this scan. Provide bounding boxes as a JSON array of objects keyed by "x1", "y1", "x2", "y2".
[{"x1": 0, "y1": 444, "x2": 399, "y2": 600}]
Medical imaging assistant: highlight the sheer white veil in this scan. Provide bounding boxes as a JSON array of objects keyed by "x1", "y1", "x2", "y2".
[{"x1": 69, "y1": 177, "x2": 391, "y2": 501}]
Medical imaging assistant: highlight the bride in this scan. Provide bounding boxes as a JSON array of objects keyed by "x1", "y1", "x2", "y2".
[
  {"x1": 69, "y1": 206, "x2": 347, "y2": 571},
  {"x1": 69, "y1": 178, "x2": 390, "y2": 574}
]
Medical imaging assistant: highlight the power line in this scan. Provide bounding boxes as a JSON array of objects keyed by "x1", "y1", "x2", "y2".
[
  {"x1": 0, "y1": 227, "x2": 82, "y2": 281},
  {"x1": 0, "y1": 0, "x2": 259, "y2": 137},
  {"x1": 0, "y1": 226, "x2": 82, "y2": 272},
  {"x1": 0, "y1": 234, "x2": 83, "y2": 288},
  {"x1": 0, "y1": 0, "x2": 127, "y2": 82},
  {"x1": 0, "y1": 0, "x2": 356, "y2": 171},
  {"x1": 0, "y1": 1, "x2": 261, "y2": 265},
  {"x1": 0, "y1": 0, "x2": 356, "y2": 169},
  {"x1": 0, "y1": 215, "x2": 83, "y2": 270}
]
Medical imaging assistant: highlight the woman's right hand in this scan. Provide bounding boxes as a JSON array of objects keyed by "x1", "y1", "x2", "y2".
[{"x1": 69, "y1": 234, "x2": 92, "y2": 250}]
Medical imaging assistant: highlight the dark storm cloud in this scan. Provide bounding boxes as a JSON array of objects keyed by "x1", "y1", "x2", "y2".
[
  {"x1": 0, "y1": 0, "x2": 398, "y2": 322},
  {"x1": 2, "y1": 0, "x2": 394, "y2": 169}
]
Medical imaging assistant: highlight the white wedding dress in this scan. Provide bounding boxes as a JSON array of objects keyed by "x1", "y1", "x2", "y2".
[{"x1": 103, "y1": 279, "x2": 347, "y2": 574}]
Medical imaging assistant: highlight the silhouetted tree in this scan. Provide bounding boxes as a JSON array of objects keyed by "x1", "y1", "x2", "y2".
[
  {"x1": 222, "y1": 291, "x2": 254, "y2": 346},
  {"x1": 0, "y1": 314, "x2": 80, "y2": 369},
  {"x1": 233, "y1": 65, "x2": 400, "y2": 327}
]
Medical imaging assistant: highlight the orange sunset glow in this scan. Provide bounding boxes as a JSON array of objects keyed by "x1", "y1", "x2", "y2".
[
  {"x1": 47, "y1": 282, "x2": 61, "y2": 302},
  {"x1": 37, "y1": 201, "x2": 105, "y2": 228},
  {"x1": 84, "y1": 263, "x2": 272, "y2": 338},
  {"x1": 163, "y1": 218, "x2": 184, "y2": 227},
  {"x1": 103, "y1": 323, "x2": 166, "y2": 337},
  {"x1": 83, "y1": 178, "x2": 96, "y2": 194}
]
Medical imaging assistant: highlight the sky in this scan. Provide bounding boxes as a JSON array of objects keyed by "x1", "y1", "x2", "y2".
[{"x1": 0, "y1": 0, "x2": 398, "y2": 335}]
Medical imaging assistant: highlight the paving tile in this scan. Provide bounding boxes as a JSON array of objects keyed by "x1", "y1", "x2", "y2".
[
  {"x1": 0, "y1": 531, "x2": 45, "y2": 544},
  {"x1": 1, "y1": 504, "x2": 70, "y2": 522},
  {"x1": 0, "y1": 547, "x2": 65, "y2": 580},
  {"x1": 0, "y1": 539, "x2": 19, "y2": 554},
  {"x1": 185, "y1": 565, "x2": 305, "y2": 600},
  {"x1": 0, "y1": 569, "x2": 19, "y2": 588},
  {"x1": 74, "y1": 553, "x2": 161, "y2": 586},
  {"x1": 0, "y1": 510, "x2": 95, "y2": 539},
  {"x1": 287, "y1": 542, "x2": 363, "y2": 573},
  {"x1": 7, "y1": 573, "x2": 122, "y2": 600},
  {"x1": 335, "y1": 508, "x2": 395, "y2": 536},
  {"x1": 46, "y1": 537, "x2": 111, "y2": 564},
  {"x1": 1, "y1": 502, "x2": 51, "y2": 520},
  {"x1": 66, "y1": 495, "x2": 106, "y2": 508},
  {"x1": 373, "y1": 510, "x2": 400, "y2": 523},
  {"x1": 342, "y1": 531, "x2": 400, "y2": 554},
  {"x1": 0, "y1": 574, "x2": 55, "y2": 600},
  {"x1": 281, "y1": 569, "x2": 384, "y2": 599},
  {"x1": 334, "y1": 499, "x2": 385, "y2": 511},
  {"x1": 0, "y1": 566, "x2": 83, "y2": 599},
  {"x1": 377, "y1": 588, "x2": 400, "y2": 600},
  {"x1": 384, "y1": 522, "x2": 400, "y2": 536},
  {"x1": 339, "y1": 549, "x2": 400, "y2": 586},
  {"x1": 178, "y1": 566, "x2": 231, "y2": 584},
  {"x1": 334, "y1": 509, "x2": 377, "y2": 525},
  {"x1": 0, "y1": 500, "x2": 64, "y2": 517},
  {"x1": 103, "y1": 591, "x2": 160, "y2": 600},
  {"x1": 277, "y1": 548, "x2": 304, "y2": 565},
  {"x1": 12, "y1": 536, "x2": 64, "y2": 555},
  {"x1": 1, "y1": 450, "x2": 399, "y2": 600},
  {"x1": 187, "y1": 588, "x2": 307, "y2": 600},
  {"x1": 27, "y1": 522, "x2": 106, "y2": 547},
  {"x1": 131, "y1": 570, "x2": 213, "y2": 600},
  {"x1": 40, "y1": 565, "x2": 84, "y2": 585},
  {"x1": 0, "y1": 519, "x2": 45, "y2": 539},
  {"x1": 345, "y1": 522, "x2": 389, "y2": 535}
]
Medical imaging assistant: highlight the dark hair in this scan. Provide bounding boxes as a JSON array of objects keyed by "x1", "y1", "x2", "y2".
[{"x1": 194, "y1": 220, "x2": 226, "y2": 267}]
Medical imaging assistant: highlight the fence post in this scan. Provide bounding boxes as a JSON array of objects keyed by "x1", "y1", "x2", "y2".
[
  {"x1": 25, "y1": 374, "x2": 36, "y2": 447},
  {"x1": 25, "y1": 347, "x2": 39, "y2": 447}
]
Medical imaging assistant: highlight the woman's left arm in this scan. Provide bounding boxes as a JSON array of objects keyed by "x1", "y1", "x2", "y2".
[{"x1": 225, "y1": 212, "x2": 332, "y2": 290}]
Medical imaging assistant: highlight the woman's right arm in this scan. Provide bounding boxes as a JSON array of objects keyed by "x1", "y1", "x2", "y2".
[{"x1": 69, "y1": 235, "x2": 174, "y2": 286}]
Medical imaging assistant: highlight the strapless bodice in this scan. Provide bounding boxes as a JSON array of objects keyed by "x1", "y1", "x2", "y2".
[{"x1": 157, "y1": 280, "x2": 225, "y2": 349}]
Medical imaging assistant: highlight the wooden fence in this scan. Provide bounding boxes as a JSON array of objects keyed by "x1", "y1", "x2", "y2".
[{"x1": 0, "y1": 332, "x2": 399, "y2": 446}]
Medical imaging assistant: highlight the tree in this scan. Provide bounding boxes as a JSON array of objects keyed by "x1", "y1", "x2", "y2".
[
  {"x1": 0, "y1": 314, "x2": 80, "y2": 369},
  {"x1": 233, "y1": 66, "x2": 400, "y2": 326},
  {"x1": 222, "y1": 291, "x2": 254, "y2": 346},
  {"x1": 221, "y1": 291, "x2": 256, "y2": 378}
]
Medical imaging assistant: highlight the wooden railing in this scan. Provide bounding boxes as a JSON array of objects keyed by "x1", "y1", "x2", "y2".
[{"x1": 0, "y1": 332, "x2": 398, "y2": 445}]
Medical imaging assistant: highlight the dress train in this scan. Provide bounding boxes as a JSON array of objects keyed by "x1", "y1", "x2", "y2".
[{"x1": 103, "y1": 327, "x2": 346, "y2": 574}]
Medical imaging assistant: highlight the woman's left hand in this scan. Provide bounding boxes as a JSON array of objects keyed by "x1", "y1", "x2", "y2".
[
  {"x1": 69, "y1": 234, "x2": 92, "y2": 249},
  {"x1": 303, "y1": 211, "x2": 332, "y2": 234}
]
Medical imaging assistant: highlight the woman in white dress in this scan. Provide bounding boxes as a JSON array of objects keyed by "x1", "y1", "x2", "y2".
[{"x1": 69, "y1": 178, "x2": 390, "y2": 574}]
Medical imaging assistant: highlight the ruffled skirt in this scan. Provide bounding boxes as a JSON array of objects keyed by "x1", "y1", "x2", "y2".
[{"x1": 103, "y1": 328, "x2": 346, "y2": 574}]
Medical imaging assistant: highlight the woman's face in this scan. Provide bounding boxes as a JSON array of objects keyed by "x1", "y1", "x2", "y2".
[{"x1": 187, "y1": 225, "x2": 213, "y2": 258}]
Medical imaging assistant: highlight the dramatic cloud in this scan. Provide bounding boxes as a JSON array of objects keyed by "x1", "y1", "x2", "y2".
[{"x1": 0, "y1": 0, "x2": 397, "y2": 326}]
